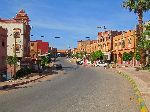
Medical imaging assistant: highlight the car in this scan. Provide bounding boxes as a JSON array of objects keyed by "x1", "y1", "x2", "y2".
[
  {"x1": 76, "y1": 60, "x2": 83, "y2": 65},
  {"x1": 95, "y1": 61, "x2": 108, "y2": 67},
  {"x1": 86, "y1": 60, "x2": 92, "y2": 65},
  {"x1": 76, "y1": 59, "x2": 84, "y2": 65},
  {"x1": 53, "y1": 64, "x2": 62, "y2": 70}
]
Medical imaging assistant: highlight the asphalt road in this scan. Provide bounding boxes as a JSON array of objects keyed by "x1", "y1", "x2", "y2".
[{"x1": 0, "y1": 58, "x2": 140, "y2": 112}]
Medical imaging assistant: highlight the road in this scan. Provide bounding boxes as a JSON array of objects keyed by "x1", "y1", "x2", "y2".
[{"x1": 0, "y1": 58, "x2": 139, "y2": 112}]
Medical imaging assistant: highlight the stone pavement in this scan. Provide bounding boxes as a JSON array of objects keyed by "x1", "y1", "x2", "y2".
[{"x1": 112, "y1": 67, "x2": 150, "y2": 111}]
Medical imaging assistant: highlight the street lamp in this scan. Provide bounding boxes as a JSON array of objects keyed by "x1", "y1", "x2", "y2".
[
  {"x1": 97, "y1": 26, "x2": 106, "y2": 29},
  {"x1": 85, "y1": 37, "x2": 90, "y2": 40},
  {"x1": 13, "y1": 32, "x2": 18, "y2": 79},
  {"x1": 54, "y1": 37, "x2": 61, "y2": 39}
]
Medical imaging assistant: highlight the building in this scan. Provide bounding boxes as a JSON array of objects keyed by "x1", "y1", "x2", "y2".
[
  {"x1": 0, "y1": 27, "x2": 7, "y2": 81},
  {"x1": 30, "y1": 41, "x2": 38, "y2": 60},
  {"x1": 36, "y1": 40, "x2": 49, "y2": 56},
  {"x1": 98, "y1": 30, "x2": 122, "y2": 60},
  {"x1": 71, "y1": 48, "x2": 78, "y2": 54},
  {"x1": 30, "y1": 40, "x2": 49, "y2": 60},
  {"x1": 112, "y1": 30, "x2": 137, "y2": 65},
  {"x1": 0, "y1": 9, "x2": 31, "y2": 59},
  {"x1": 77, "y1": 40, "x2": 91, "y2": 53},
  {"x1": 86, "y1": 40, "x2": 98, "y2": 54},
  {"x1": 77, "y1": 40, "x2": 99, "y2": 54},
  {"x1": 57, "y1": 49, "x2": 68, "y2": 57}
]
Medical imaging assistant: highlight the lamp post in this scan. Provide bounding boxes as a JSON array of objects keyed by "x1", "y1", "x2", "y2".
[
  {"x1": 54, "y1": 37, "x2": 61, "y2": 39},
  {"x1": 97, "y1": 26, "x2": 106, "y2": 30},
  {"x1": 85, "y1": 37, "x2": 90, "y2": 40},
  {"x1": 13, "y1": 32, "x2": 18, "y2": 79},
  {"x1": 133, "y1": 30, "x2": 137, "y2": 66}
]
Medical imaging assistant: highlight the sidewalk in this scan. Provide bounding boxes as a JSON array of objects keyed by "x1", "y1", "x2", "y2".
[
  {"x1": 0, "y1": 74, "x2": 46, "y2": 90},
  {"x1": 112, "y1": 67, "x2": 150, "y2": 111}
]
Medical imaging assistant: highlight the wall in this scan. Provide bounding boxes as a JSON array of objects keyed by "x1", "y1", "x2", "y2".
[
  {"x1": 0, "y1": 21, "x2": 24, "y2": 57},
  {"x1": 0, "y1": 27, "x2": 7, "y2": 81},
  {"x1": 112, "y1": 30, "x2": 137, "y2": 65}
]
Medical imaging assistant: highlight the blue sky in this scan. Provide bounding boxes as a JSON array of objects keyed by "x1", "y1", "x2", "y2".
[{"x1": 0, "y1": 0, "x2": 150, "y2": 49}]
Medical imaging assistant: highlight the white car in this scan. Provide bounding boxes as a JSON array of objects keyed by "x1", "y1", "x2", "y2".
[
  {"x1": 95, "y1": 61, "x2": 108, "y2": 67},
  {"x1": 86, "y1": 60, "x2": 92, "y2": 65}
]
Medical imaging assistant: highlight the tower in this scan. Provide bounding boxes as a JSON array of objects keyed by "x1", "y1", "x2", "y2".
[{"x1": 14, "y1": 9, "x2": 30, "y2": 25}]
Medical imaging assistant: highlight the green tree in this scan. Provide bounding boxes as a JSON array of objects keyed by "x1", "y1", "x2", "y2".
[
  {"x1": 122, "y1": 0, "x2": 150, "y2": 34},
  {"x1": 123, "y1": 0, "x2": 150, "y2": 66},
  {"x1": 91, "y1": 50, "x2": 104, "y2": 61},
  {"x1": 123, "y1": 52, "x2": 129, "y2": 61},
  {"x1": 137, "y1": 23, "x2": 150, "y2": 65},
  {"x1": 7, "y1": 56, "x2": 18, "y2": 78},
  {"x1": 41, "y1": 56, "x2": 49, "y2": 69},
  {"x1": 135, "y1": 52, "x2": 141, "y2": 61},
  {"x1": 123, "y1": 52, "x2": 133, "y2": 62},
  {"x1": 7, "y1": 56, "x2": 18, "y2": 67},
  {"x1": 75, "y1": 53, "x2": 83, "y2": 59}
]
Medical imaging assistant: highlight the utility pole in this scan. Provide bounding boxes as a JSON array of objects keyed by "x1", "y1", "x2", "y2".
[
  {"x1": 133, "y1": 29, "x2": 138, "y2": 67},
  {"x1": 13, "y1": 32, "x2": 17, "y2": 79}
]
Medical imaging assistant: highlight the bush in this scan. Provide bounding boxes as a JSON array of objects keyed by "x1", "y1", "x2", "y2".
[
  {"x1": 143, "y1": 64, "x2": 150, "y2": 71},
  {"x1": 135, "y1": 52, "x2": 141, "y2": 61},
  {"x1": 15, "y1": 67, "x2": 32, "y2": 79}
]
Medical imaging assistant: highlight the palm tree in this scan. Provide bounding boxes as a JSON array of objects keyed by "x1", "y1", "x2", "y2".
[
  {"x1": 41, "y1": 56, "x2": 49, "y2": 69},
  {"x1": 123, "y1": 0, "x2": 150, "y2": 35},
  {"x1": 7, "y1": 56, "x2": 18, "y2": 79},
  {"x1": 122, "y1": 0, "x2": 150, "y2": 66}
]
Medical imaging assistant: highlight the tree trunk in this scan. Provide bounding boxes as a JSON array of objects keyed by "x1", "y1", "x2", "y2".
[
  {"x1": 137, "y1": 9, "x2": 143, "y2": 35},
  {"x1": 137, "y1": 10, "x2": 146, "y2": 67}
]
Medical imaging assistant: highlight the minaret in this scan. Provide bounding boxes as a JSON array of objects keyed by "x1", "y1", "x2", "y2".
[
  {"x1": 14, "y1": 9, "x2": 31, "y2": 57},
  {"x1": 14, "y1": 9, "x2": 30, "y2": 25}
]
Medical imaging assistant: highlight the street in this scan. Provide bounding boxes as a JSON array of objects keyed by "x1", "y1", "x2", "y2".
[{"x1": 0, "y1": 58, "x2": 139, "y2": 112}]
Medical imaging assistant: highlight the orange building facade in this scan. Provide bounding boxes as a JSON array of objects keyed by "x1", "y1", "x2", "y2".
[
  {"x1": 30, "y1": 40, "x2": 49, "y2": 60},
  {"x1": 112, "y1": 30, "x2": 137, "y2": 65},
  {"x1": 75, "y1": 29, "x2": 139, "y2": 65},
  {"x1": 77, "y1": 40, "x2": 91, "y2": 53},
  {"x1": 77, "y1": 40, "x2": 99, "y2": 54},
  {"x1": 30, "y1": 41, "x2": 38, "y2": 60},
  {"x1": 97, "y1": 30, "x2": 122, "y2": 60},
  {"x1": 71, "y1": 48, "x2": 78, "y2": 54}
]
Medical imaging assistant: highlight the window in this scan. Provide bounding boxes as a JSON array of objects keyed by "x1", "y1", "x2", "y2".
[
  {"x1": 128, "y1": 38, "x2": 131, "y2": 44},
  {"x1": 2, "y1": 39, "x2": 5, "y2": 47},
  {"x1": 31, "y1": 43, "x2": 34, "y2": 46},
  {"x1": 14, "y1": 31, "x2": 20, "y2": 38},
  {"x1": 119, "y1": 41, "x2": 121, "y2": 46},
  {"x1": 121, "y1": 40, "x2": 125, "y2": 48},
  {"x1": 15, "y1": 44, "x2": 20, "y2": 52}
]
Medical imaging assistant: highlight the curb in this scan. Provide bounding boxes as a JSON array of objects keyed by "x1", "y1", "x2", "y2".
[
  {"x1": 117, "y1": 70, "x2": 149, "y2": 112},
  {"x1": 0, "y1": 75, "x2": 46, "y2": 90}
]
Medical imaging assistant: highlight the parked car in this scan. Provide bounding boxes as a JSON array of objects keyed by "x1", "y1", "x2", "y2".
[
  {"x1": 86, "y1": 60, "x2": 92, "y2": 65},
  {"x1": 53, "y1": 64, "x2": 62, "y2": 70},
  {"x1": 76, "y1": 59, "x2": 84, "y2": 65},
  {"x1": 95, "y1": 61, "x2": 108, "y2": 67},
  {"x1": 76, "y1": 60, "x2": 83, "y2": 65}
]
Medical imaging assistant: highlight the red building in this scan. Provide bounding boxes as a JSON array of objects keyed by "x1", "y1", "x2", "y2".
[
  {"x1": 30, "y1": 40, "x2": 49, "y2": 60},
  {"x1": 0, "y1": 27, "x2": 7, "y2": 81},
  {"x1": 36, "y1": 40, "x2": 49, "y2": 55}
]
